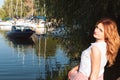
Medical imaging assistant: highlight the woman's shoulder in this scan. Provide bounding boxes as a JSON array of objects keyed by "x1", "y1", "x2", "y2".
[
  {"x1": 91, "y1": 41, "x2": 106, "y2": 46},
  {"x1": 90, "y1": 41, "x2": 106, "y2": 50}
]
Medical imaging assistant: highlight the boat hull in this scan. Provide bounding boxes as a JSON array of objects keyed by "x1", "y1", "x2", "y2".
[{"x1": 7, "y1": 30, "x2": 34, "y2": 39}]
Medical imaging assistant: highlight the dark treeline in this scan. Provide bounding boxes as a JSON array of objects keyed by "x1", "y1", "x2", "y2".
[
  {"x1": 45, "y1": 0, "x2": 120, "y2": 33},
  {"x1": 50, "y1": 0, "x2": 120, "y2": 53},
  {"x1": 45, "y1": 0, "x2": 120, "y2": 56},
  {"x1": 0, "y1": 0, "x2": 120, "y2": 33}
]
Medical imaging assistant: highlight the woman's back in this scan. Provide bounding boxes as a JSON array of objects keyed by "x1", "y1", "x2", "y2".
[{"x1": 79, "y1": 41, "x2": 107, "y2": 77}]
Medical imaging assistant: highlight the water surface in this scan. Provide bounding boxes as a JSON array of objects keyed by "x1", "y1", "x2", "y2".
[{"x1": 0, "y1": 30, "x2": 120, "y2": 80}]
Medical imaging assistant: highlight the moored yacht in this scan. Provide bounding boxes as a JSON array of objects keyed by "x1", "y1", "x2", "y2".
[{"x1": 7, "y1": 24, "x2": 35, "y2": 39}]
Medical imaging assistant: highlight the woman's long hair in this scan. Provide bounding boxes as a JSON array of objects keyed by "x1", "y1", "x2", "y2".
[{"x1": 96, "y1": 18, "x2": 120, "y2": 66}]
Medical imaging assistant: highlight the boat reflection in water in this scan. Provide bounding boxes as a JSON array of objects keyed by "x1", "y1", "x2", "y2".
[
  {"x1": 6, "y1": 35, "x2": 35, "y2": 65},
  {"x1": 7, "y1": 37, "x2": 34, "y2": 45}
]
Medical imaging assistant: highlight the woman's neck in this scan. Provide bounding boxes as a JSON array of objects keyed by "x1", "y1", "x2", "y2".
[{"x1": 96, "y1": 39, "x2": 105, "y2": 42}]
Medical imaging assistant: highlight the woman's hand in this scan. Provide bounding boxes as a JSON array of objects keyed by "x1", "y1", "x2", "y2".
[
  {"x1": 68, "y1": 68, "x2": 75, "y2": 79},
  {"x1": 68, "y1": 65, "x2": 79, "y2": 80}
]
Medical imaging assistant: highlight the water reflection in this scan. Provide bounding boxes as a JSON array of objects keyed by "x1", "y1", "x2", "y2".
[
  {"x1": 32, "y1": 34, "x2": 70, "y2": 80},
  {"x1": 0, "y1": 30, "x2": 70, "y2": 80},
  {"x1": 6, "y1": 37, "x2": 34, "y2": 65}
]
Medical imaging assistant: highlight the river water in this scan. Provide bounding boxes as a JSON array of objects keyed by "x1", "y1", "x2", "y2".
[{"x1": 0, "y1": 30, "x2": 120, "y2": 80}]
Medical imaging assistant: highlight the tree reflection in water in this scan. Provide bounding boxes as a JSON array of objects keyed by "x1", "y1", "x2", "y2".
[{"x1": 32, "y1": 34, "x2": 69, "y2": 80}]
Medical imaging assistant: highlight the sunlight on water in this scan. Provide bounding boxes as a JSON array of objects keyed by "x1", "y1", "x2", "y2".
[{"x1": 0, "y1": 32, "x2": 70, "y2": 80}]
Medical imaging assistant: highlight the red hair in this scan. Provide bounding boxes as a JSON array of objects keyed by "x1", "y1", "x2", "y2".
[{"x1": 96, "y1": 18, "x2": 120, "y2": 66}]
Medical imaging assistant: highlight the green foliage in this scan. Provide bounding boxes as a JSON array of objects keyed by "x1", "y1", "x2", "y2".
[
  {"x1": 0, "y1": 8, "x2": 6, "y2": 18},
  {"x1": 1, "y1": 0, "x2": 120, "y2": 31},
  {"x1": 1, "y1": 0, "x2": 32, "y2": 18},
  {"x1": 51, "y1": 0, "x2": 120, "y2": 32}
]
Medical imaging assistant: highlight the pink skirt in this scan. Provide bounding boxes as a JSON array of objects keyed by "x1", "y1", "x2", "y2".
[{"x1": 69, "y1": 71, "x2": 103, "y2": 80}]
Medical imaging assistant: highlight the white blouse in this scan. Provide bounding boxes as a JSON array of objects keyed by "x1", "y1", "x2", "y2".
[{"x1": 79, "y1": 41, "x2": 107, "y2": 77}]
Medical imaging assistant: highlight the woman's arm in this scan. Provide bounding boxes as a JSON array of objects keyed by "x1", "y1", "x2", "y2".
[
  {"x1": 71, "y1": 65, "x2": 79, "y2": 71},
  {"x1": 89, "y1": 46, "x2": 101, "y2": 80},
  {"x1": 68, "y1": 65, "x2": 79, "y2": 79}
]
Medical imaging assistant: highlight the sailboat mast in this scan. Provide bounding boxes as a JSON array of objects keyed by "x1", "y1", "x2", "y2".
[
  {"x1": 9, "y1": 0, "x2": 11, "y2": 18},
  {"x1": 32, "y1": 0, "x2": 34, "y2": 17},
  {"x1": 15, "y1": 0, "x2": 18, "y2": 18},
  {"x1": 21, "y1": 0, "x2": 23, "y2": 18},
  {"x1": 10, "y1": 0, "x2": 13, "y2": 18},
  {"x1": 44, "y1": 0, "x2": 46, "y2": 17}
]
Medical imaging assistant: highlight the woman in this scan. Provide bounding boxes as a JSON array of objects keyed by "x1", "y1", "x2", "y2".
[{"x1": 68, "y1": 18, "x2": 120, "y2": 80}]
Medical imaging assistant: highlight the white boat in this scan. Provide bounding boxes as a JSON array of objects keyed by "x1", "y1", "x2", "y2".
[
  {"x1": 0, "y1": 21, "x2": 13, "y2": 31},
  {"x1": 35, "y1": 20, "x2": 46, "y2": 35}
]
